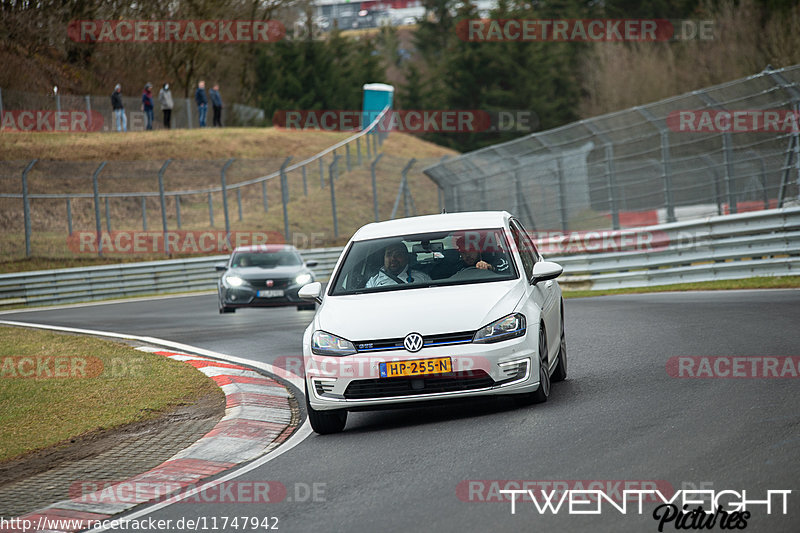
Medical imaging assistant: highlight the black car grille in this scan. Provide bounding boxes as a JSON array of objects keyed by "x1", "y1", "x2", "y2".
[
  {"x1": 247, "y1": 278, "x2": 292, "y2": 290},
  {"x1": 353, "y1": 331, "x2": 475, "y2": 353},
  {"x1": 343, "y1": 370, "x2": 494, "y2": 399}
]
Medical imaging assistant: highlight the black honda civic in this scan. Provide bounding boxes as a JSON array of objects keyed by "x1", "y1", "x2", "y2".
[{"x1": 216, "y1": 244, "x2": 318, "y2": 313}]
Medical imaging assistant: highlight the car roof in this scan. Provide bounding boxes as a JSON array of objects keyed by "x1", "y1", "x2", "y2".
[
  {"x1": 351, "y1": 211, "x2": 513, "y2": 241},
  {"x1": 232, "y1": 244, "x2": 297, "y2": 253}
]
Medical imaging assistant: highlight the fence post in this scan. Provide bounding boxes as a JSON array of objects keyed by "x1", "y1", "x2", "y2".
[
  {"x1": 373, "y1": 132, "x2": 378, "y2": 154},
  {"x1": 371, "y1": 153, "x2": 383, "y2": 222},
  {"x1": 302, "y1": 165, "x2": 308, "y2": 196},
  {"x1": 391, "y1": 158, "x2": 416, "y2": 219},
  {"x1": 357, "y1": 136, "x2": 362, "y2": 166},
  {"x1": 85, "y1": 95, "x2": 93, "y2": 130},
  {"x1": 280, "y1": 156, "x2": 293, "y2": 243},
  {"x1": 185, "y1": 98, "x2": 192, "y2": 129},
  {"x1": 208, "y1": 192, "x2": 214, "y2": 226},
  {"x1": 319, "y1": 157, "x2": 325, "y2": 188},
  {"x1": 236, "y1": 189, "x2": 243, "y2": 221},
  {"x1": 221, "y1": 159, "x2": 234, "y2": 239},
  {"x1": 345, "y1": 143, "x2": 352, "y2": 172},
  {"x1": 142, "y1": 197, "x2": 148, "y2": 230},
  {"x1": 104, "y1": 197, "x2": 112, "y2": 232},
  {"x1": 0, "y1": 88, "x2": 4, "y2": 124},
  {"x1": 66, "y1": 198, "x2": 72, "y2": 235},
  {"x1": 366, "y1": 132, "x2": 372, "y2": 160},
  {"x1": 157, "y1": 159, "x2": 172, "y2": 255},
  {"x1": 21, "y1": 159, "x2": 37, "y2": 258},
  {"x1": 175, "y1": 195, "x2": 181, "y2": 229},
  {"x1": 91, "y1": 161, "x2": 107, "y2": 257},
  {"x1": 329, "y1": 155, "x2": 340, "y2": 239}
]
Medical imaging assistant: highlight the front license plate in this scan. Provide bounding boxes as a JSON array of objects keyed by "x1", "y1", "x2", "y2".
[
  {"x1": 257, "y1": 290, "x2": 284, "y2": 298},
  {"x1": 379, "y1": 357, "x2": 452, "y2": 378}
]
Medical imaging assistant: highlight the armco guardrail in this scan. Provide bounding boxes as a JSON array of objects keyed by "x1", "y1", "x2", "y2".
[
  {"x1": 549, "y1": 206, "x2": 800, "y2": 290},
  {"x1": 0, "y1": 248, "x2": 343, "y2": 308},
  {"x1": 1, "y1": 208, "x2": 797, "y2": 308}
]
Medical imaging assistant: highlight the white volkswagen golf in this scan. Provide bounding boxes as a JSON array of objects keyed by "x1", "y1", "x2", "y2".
[{"x1": 298, "y1": 211, "x2": 567, "y2": 434}]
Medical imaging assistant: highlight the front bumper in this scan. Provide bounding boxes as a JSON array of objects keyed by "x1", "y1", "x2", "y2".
[
  {"x1": 219, "y1": 284, "x2": 307, "y2": 307},
  {"x1": 304, "y1": 334, "x2": 541, "y2": 411}
]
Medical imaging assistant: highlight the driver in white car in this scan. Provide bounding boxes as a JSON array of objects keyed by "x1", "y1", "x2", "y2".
[{"x1": 365, "y1": 241, "x2": 432, "y2": 287}]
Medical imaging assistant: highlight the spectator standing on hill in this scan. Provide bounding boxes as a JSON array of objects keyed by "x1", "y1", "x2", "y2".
[
  {"x1": 195, "y1": 80, "x2": 208, "y2": 127},
  {"x1": 158, "y1": 83, "x2": 173, "y2": 129},
  {"x1": 111, "y1": 84, "x2": 126, "y2": 132},
  {"x1": 210, "y1": 83, "x2": 223, "y2": 127},
  {"x1": 142, "y1": 82, "x2": 154, "y2": 130}
]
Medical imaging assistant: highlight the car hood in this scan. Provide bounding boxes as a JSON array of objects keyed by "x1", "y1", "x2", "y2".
[
  {"x1": 229, "y1": 266, "x2": 304, "y2": 279},
  {"x1": 316, "y1": 280, "x2": 525, "y2": 340}
]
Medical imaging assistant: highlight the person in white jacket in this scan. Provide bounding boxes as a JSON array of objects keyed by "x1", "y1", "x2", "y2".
[{"x1": 158, "y1": 83, "x2": 174, "y2": 129}]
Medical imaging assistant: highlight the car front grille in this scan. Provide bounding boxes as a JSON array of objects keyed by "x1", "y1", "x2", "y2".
[
  {"x1": 343, "y1": 370, "x2": 494, "y2": 399},
  {"x1": 246, "y1": 278, "x2": 292, "y2": 289},
  {"x1": 353, "y1": 331, "x2": 475, "y2": 353}
]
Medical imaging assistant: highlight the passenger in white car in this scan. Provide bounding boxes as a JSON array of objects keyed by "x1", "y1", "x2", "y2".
[{"x1": 365, "y1": 241, "x2": 432, "y2": 287}]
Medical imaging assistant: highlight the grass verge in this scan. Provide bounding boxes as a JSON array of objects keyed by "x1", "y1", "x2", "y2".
[
  {"x1": 562, "y1": 275, "x2": 800, "y2": 299},
  {"x1": 0, "y1": 326, "x2": 222, "y2": 462}
]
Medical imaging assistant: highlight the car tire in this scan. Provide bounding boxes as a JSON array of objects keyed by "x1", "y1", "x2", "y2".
[
  {"x1": 513, "y1": 325, "x2": 550, "y2": 406},
  {"x1": 551, "y1": 301, "x2": 567, "y2": 383},
  {"x1": 306, "y1": 384, "x2": 347, "y2": 434}
]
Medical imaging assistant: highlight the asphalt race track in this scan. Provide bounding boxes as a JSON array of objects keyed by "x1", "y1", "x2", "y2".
[{"x1": 3, "y1": 289, "x2": 799, "y2": 532}]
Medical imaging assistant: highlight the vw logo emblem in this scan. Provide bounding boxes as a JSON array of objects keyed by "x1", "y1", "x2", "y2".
[
  {"x1": 404, "y1": 333, "x2": 423, "y2": 353},
  {"x1": 266, "y1": 280, "x2": 274, "y2": 287}
]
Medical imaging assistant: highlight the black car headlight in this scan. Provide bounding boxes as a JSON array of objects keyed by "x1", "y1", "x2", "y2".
[
  {"x1": 224, "y1": 274, "x2": 245, "y2": 287},
  {"x1": 311, "y1": 331, "x2": 357, "y2": 356},
  {"x1": 473, "y1": 313, "x2": 526, "y2": 344},
  {"x1": 295, "y1": 273, "x2": 313, "y2": 286}
]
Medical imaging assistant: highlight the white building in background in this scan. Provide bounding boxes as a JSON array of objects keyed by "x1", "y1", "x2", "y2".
[{"x1": 309, "y1": 0, "x2": 498, "y2": 30}]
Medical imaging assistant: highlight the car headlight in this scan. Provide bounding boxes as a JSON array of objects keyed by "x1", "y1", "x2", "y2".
[
  {"x1": 224, "y1": 275, "x2": 245, "y2": 287},
  {"x1": 473, "y1": 313, "x2": 526, "y2": 344},
  {"x1": 295, "y1": 273, "x2": 312, "y2": 285},
  {"x1": 312, "y1": 331, "x2": 356, "y2": 356}
]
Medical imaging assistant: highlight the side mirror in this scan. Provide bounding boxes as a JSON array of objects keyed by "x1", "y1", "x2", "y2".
[
  {"x1": 531, "y1": 261, "x2": 563, "y2": 285},
  {"x1": 298, "y1": 281, "x2": 323, "y2": 304},
  {"x1": 215, "y1": 263, "x2": 227, "y2": 272},
  {"x1": 305, "y1": 260, "x2": 319, "y2": 268}
]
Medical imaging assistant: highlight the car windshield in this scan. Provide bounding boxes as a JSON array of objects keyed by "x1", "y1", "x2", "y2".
[
  {"x1": 329, "y1": 228, "x2": 517, "y2": 296},
  {"x1": 231, "y1": 251, "x2": 302, "y2": 268}
]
